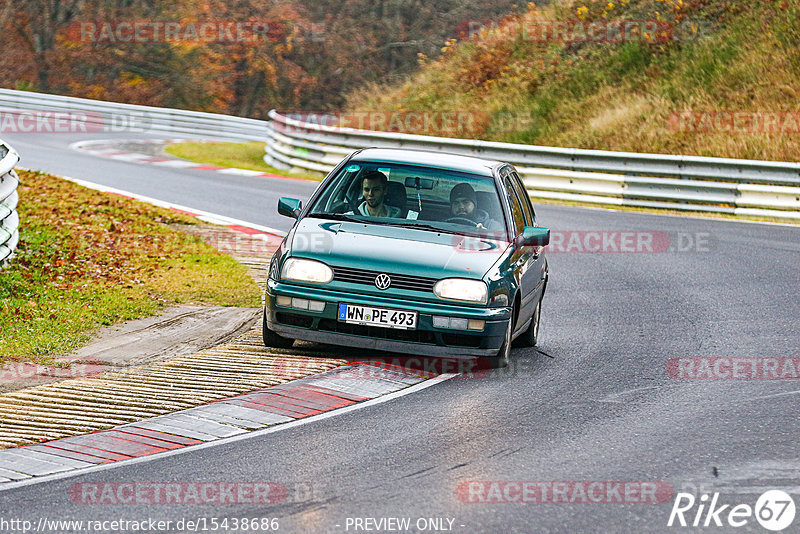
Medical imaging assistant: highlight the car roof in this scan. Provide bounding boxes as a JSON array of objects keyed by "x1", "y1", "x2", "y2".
[{"x1": 350, "y1": 148, "x2": 504, "y2": 177}]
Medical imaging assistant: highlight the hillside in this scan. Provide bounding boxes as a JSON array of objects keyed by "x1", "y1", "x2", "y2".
[
  {"x1": 347, "y1": 0, "x2": 800, "y2": 162},
  {"x1": 0, "y1": 0, "x2": 521, "y2": 115}
]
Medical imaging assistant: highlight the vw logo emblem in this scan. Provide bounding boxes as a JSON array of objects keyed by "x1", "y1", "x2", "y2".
[{"x1": 374, "y1": 273, "x2": 392, "y2": 290}]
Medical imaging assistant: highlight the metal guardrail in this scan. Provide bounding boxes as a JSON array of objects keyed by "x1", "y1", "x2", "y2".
[
  {"x1": 0, "y1": 89, "x2": 796, "y2": 219},
  {"x1": 0, "y1": 89, "x2": 270, "y2": 141},
  {"x1": 265, "y1": 110, "x2": 800, "y2": 219},
  {"x1": 0, "y1": 140, "x2": 20, "y2": 269}
]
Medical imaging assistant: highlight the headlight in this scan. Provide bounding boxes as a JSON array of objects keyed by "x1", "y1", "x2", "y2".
[
  {"x1": 433, "y1": 278, "x2": 488, "y2": 304},
  {"x1": 281, "y1": 258, "x2": 333, "y2": 284}
]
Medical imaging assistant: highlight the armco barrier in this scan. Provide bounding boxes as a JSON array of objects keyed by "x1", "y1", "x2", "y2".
[
  {"x1": 0, "y1": 88, "x2": 269, "y2": 141},
  {"x1": 0, "y1": 139, "x2": 20, "y2": 269},
  {"x1": 0, "y1": 89, "x2": 797, "y2": 219},
  {"x1": 265, "y1": 110, "x2": 800, "y2": 219}
]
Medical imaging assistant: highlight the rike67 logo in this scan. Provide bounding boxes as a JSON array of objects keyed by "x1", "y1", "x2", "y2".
[{"x1": 668, "y1": 490, "x2": 796, "y2": 531}]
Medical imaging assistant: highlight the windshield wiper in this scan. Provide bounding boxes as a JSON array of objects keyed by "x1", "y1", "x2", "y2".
[
  {"x1": 308, "y1": 212, "x2": 393, "y2": 225},
  {"x1": 308, "y1": 212, "x2": 363, "y2": 223},
  {"x1": 384, "y1": 222, "x2": 465, "y2": 235}
]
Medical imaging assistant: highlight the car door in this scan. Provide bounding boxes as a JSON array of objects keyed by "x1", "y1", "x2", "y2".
[
  {"x1": 510, "y1": 170, "x2": 547, "y2": 315},
  {"x1": 501, "y1": 169, "x2": 538, "y2": 334}
]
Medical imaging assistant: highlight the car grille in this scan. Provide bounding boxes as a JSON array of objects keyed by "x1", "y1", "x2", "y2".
[{"x1": 332, "y1": 266, "x2": 437, "y2": 292}]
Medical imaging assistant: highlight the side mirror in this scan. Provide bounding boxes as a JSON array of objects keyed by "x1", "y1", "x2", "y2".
[
  {"x1": 278, "y1": 197, "x2": 302, "y2": 219},
  {"x1": 520, "y1": 226, "x2": 550, "y2": 247}
]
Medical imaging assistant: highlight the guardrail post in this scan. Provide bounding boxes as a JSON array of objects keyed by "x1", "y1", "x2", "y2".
[{"x1": 0, "y1": 139, "x2": 21, "y2": 269}]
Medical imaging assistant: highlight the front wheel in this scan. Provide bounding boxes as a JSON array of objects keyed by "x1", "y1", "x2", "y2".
[
  {"x1": 262, "y1": 312, "x2": 295, "y2": 349},
  {"x1": 515, "y1": 298, "x2": 542, "y2": 348}
]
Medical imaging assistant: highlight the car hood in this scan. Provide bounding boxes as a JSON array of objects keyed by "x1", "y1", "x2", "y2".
[{"x1": 288, "y1": 218, "x2": 509, "y2": 279}]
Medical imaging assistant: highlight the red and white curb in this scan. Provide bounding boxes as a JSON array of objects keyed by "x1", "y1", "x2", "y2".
[
  {"x1": 69, "y1": 139, "x2": 304, "y2": 181},
  {"x1": 0, "y1": 364, "x2": 452, "y2": 488}
]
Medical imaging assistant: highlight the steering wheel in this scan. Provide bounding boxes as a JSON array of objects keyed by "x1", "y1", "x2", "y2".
[
  {"x1": 445, "y1": 217, "x2": 478, "y2": 226},
  {"x1": 346, "y1": 195, "x2": 362, "y2": 213},
  {"x1": 329, "y1": 199, "x2": 351, "y2": 214}
]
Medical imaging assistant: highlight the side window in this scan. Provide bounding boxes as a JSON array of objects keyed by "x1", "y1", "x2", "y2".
[
  {"x1": 511, "y1": 172, "x2": 536, "y2": 225},
  {"x1": 503, "y1": 176, "x2": 526, "y2": 235}
]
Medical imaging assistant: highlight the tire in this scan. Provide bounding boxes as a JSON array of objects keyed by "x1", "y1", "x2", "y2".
[
  {"x1": 515, "y1": 298, "x2": 542, "y2": 348},
  {"x1": 262, "y1": 312, "x2": 295, "y2": 349},
  {"x1": 487, "y1": 319, "x2": 512, "y2": 369}
]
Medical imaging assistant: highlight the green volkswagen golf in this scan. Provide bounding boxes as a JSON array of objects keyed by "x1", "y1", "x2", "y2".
[{"x1": 263, "y1": 148, "x2": 550, "y2": 367}]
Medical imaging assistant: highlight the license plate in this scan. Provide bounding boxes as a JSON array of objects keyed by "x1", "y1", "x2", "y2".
[{"x1": 337, "y1": 303, "x2": 417, "y2": 330}]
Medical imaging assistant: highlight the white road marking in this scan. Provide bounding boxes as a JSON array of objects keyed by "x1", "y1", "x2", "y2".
[
  {"x1": 217, "y1": 168, "x2": 266, "y2": 176},
  {"x1": 149, "y1": 159, "x2": 200, "y2": 168}
]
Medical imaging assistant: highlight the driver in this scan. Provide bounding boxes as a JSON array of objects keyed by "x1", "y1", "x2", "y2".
[
  {"x1": 351, "y1": 170, "x2": 402, "y2": 218},
  {"x1": 449, "y1": 183, "x2": 500, "y2": 230}
]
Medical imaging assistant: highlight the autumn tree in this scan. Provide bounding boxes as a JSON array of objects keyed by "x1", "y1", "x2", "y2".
[{"x1": 0, "y1": 0, "x2": 521, "y2": 114}]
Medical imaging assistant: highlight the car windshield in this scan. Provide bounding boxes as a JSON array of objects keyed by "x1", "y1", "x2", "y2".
[{"x1": 307, "y1": 161, "x2": 508, "y2": 239}]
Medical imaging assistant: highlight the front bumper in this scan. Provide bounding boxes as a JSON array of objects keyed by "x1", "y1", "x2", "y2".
[{"x1": 265, "y1": 279, "x2": 511, "y2": 357}]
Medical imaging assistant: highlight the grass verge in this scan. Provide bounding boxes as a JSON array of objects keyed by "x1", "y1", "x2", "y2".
[
  {"x1": 164, "y1": 141, "x2": 323, "y2": 181},
  {"x1": 0, "y1": 170, "x2": 261, "y2": 364}
]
